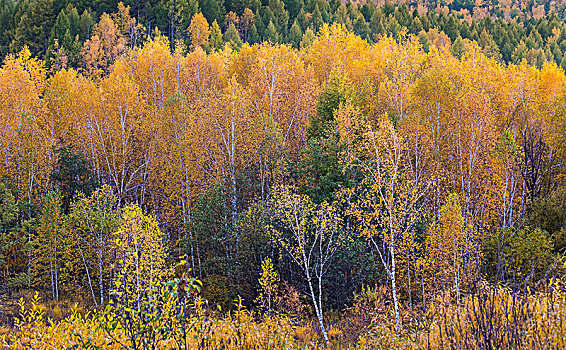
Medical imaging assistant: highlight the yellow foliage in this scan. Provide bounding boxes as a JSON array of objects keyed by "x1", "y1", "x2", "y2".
[
  {"x1": 255, "y1": 257, "x2": 279, "y2": 314},
  {"x1": 117, "y1": 204, "x2": 169, "y2": 287}
]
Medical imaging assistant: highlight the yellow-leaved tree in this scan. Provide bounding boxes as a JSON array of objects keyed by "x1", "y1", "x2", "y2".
[
  {"x1": 81, "y1": 2, "x2": 144, "y2": 79},
  {"x1": 0, "y1": 46, "x2": 49, "y2": 210},
  {"x1": 66, "y1": 185, "x2": 121, "y2": 306},
  {"x1": 348, "y1": 116, "x2": 431, "y2": 334},
  {"x1": 116, "y1": 204, "x2": 169, "y2": 289},
  {"x1": 269, "y1": 184, "x2": 343, "y2": 344},
  {"x1": 36, "y1": 191, "x2": 64, "y2": 302},
  {"x1": 425, "y1": 193, "x2": 479, "y2": 307},
  {"x1": 188, "y1": 13, "x2": 210, "y2": 50},
  {"x1": 0, "y1": 47, "x2": 49, "y2": 290},
  {"x1": 256, "y1": 257, "x2": 279, "y2": 316}
]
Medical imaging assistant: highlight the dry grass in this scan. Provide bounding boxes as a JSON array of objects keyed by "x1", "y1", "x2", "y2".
[{"x1": 3, "y1": 283, "x2": 566, "y2": 349}]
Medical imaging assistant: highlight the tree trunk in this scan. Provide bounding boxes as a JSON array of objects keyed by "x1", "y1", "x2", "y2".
[
  {"x1": 55, "y1": 236, "x2": 59, "y2": 302},
  {"x1": 50, "y1": 254, "x2": 55, "y2": 301},
  {"x1": 79, "y1": 242, "x2": 98, "y2": 307},
  {"x1": 390, "y1": 242, "x2": 400, "y2": 335},
  {"x1": 99, "y1": 253, "x2": 104, "y2": 305},
  {"x1": 306, "y1": 270, "x2": 329, "y2": 343}
]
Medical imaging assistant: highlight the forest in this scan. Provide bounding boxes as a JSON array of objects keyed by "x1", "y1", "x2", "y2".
[
  {"x1": 2, "y1": 0, "x2": 566, "y2": 68},
  {"x1": 2, "y1": 0, "x2": 566, "y2": 349}
]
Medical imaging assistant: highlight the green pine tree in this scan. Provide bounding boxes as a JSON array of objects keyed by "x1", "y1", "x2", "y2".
[
  {"x1": 411, "y1": 16, "x2": 423, "y2": 33},
  {"x1": 247, "y1": 23, "x2": 259, "y2": 44},
  {"x1": 0, "y1": 0, "x2": 15, "y2": 57},
  {"x1": 370, "y1": 10, "x2": 384, "y2": 37},
  {"x1": 354, "y1": 14, "x2": 370, "y2": 41},
  {"x1": 311, "y1": 4, "x2": 323, "y2": 32},
  {"x1": 269, "y1": 0, "x2": 288, "y2": 36},
  {"x1": 386, "y1": 14, "x2": 401, "y2": 38},
  {"x1": 210, "y1": 19, "x2": 223, "y2": 50},
  {"x1": 224, "y1": 22, "x2": 242, "y2": 48},
  {"x1": 333, "y1": 4, "x2": 349, "y2": 27},
  {"x1": 288, "y1": 19, "x2": 302, "y2": 48},
  {"x1": 10, "y1": 0, "x2": 56, "y2": 57},
  {"x1": 300, "y1": 27, "x2": 315, "y2": 49},
  {"x1": 479, "y1": 29, "x2": 502, "y2": 61},
  {"x1": 46, "y1": 9, "x2": 70, "y2": 67},
  {"x1": 66, "y1": 5, "x2": 80, "y2": 37},
  {"x1": 296, "y1": 7, "x2": 307, "y2": 31},
  {"x1": 201, "y1": 0, "x2": 226, "y2": 26},
  {"x1": 311, "y1": 69, "x2": 355, "y2": 138},
  {"x1": 512, "y1": 40, "x2": 528, "y2": 63},
  {"x1": 444, "y1": 14, "x2": 459, "y2": 41},
  {"x1": 0, "y1": 183, "x2": 21, "y2": 280},
  {"x1": 254, "y1": 9, "x2": 265, "y2": 39},
  {"x1": 418, "y1": 30, "x2": 430, "y2": 52},
  {"x1": 79, "y1": 9, "x2": 94, "y2": 41},
  {"x1": 265, "y1": 20, "x2": 279, "y2": 43},
  {"x1": 286, "y1": 0, "x2": 301, "y2": 21},
  {"x1": 451, "y1": 35, "x2": 466, "y2": 59}
]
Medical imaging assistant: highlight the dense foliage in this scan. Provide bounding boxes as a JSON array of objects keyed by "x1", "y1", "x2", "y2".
[
  {"x1": 2, "y1": 0, "x2": 566, "y2": 68},
  {"x1": 2, "y1": 2, "x2": 566, "y2": 348}
]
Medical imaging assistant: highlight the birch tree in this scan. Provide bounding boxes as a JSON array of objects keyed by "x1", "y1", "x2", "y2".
[
  {"x1": 116, "y1": 204, "x2": 169, "y2": 290},
  {"x1": 268, "y1": 184, "x2": 343, "y2": 344},
  {"x1": 66, "y1": 185, "x2": 120, "y2": 306},
  {"x1": 37, "y1": 191, "x2": 64, "y2": 302},
  {"x1": 348, "y1": 116, "x2": 430, "y2": 334},
  {"x1": 425, "y1": 193, "x2": 479, "y2": 306}
]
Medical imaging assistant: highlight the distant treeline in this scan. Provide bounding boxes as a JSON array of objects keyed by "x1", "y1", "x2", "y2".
[{"x1": 2, "y1": 0, "x2": 566, "y2": 69}]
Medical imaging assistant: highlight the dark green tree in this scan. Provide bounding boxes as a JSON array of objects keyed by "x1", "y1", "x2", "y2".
[
  {"x1": 418, "y1": 30, "x2": 430, "y2": 52},
  {"x1": 285, "y1": 0, "x2": 301, "y2": 21},
  {"x1": 410, "y1": 16, "x2": 423, "y2": 33},
  {"x1": 46, "y1": 9, "x2": 81, "y2": 68},
  {"x1": 0, "y1": 183, "x2": 21, "y2": 282},
  {"x1": 309, "y1": 70, "x2": 354, "y2": 139},
  {"x1": 451, "y1": 35, "x2": 466, "y2": 59},
  {"x1": 224, "y1": 22, "x2": 242, "y2": 48},
  {"x1": 10, "y1": 0, "x2": 56, "y2": 57},
  {"x1": 0, "y1": 0, "x2": 14, "y2": 57},
  {"x1": 79, "y1": 9, "x2": 95, "y2": 40},
  {"x1": 296, "y1": 7, "x2": 307, "y2": 31},
  {"x1": 311, "y1": 4, "x2": 323, "y2": 32},
  {"x1": 288, "y1": 19, "x2": 302, "y2": 48},
  {"x1": 247, "y1": 22, "x2": 259, "y2": 44},
  {"x1": 370, "y1": 9, "x2": 384, "y2": 37},
  {"x1": 353, "y1": 14, "x2": 370, "y2": 41},
  {"x1": 269, "y1": 0, "x2": 288, "y2": 36},
  {"x1": 360, "y1": 2, "x2": 374, "y2": 21},
  {"x1": 201, "y1": 0, "x2": 225, "y2": 26},
  {"x1": 265, "y1": 19, "x2": 279, "y2": 43},
  {"x1": 298, "y1": 70, "x2": 360, "y2": 204},
  {"x1": 444, "y1": 14, "x2": 459, "y2": 41},
  {"x1": 50, "y1": 141, "x2": 96, "y2": 214}
]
